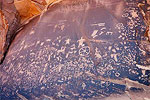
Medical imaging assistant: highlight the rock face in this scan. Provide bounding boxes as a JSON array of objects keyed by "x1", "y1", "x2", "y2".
[
  {"x1": 0, "y1": 0, "x2": 150, "y2": 100},
  {"x1": 0, "y1": 0, "x2": 20, "y2": 63},
  {"x1": 0, "y1": 10, "x2": 8, "y2": 61}
]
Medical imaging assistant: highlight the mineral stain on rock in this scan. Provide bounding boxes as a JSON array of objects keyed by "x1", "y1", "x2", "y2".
[{"x1": 0, "y1": 0, "x2": 150, "y2": 100}]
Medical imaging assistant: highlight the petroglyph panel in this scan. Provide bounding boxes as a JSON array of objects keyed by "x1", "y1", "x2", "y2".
[{"x1": 0, "y1": 0, "x2": 150, "y2": 100}]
